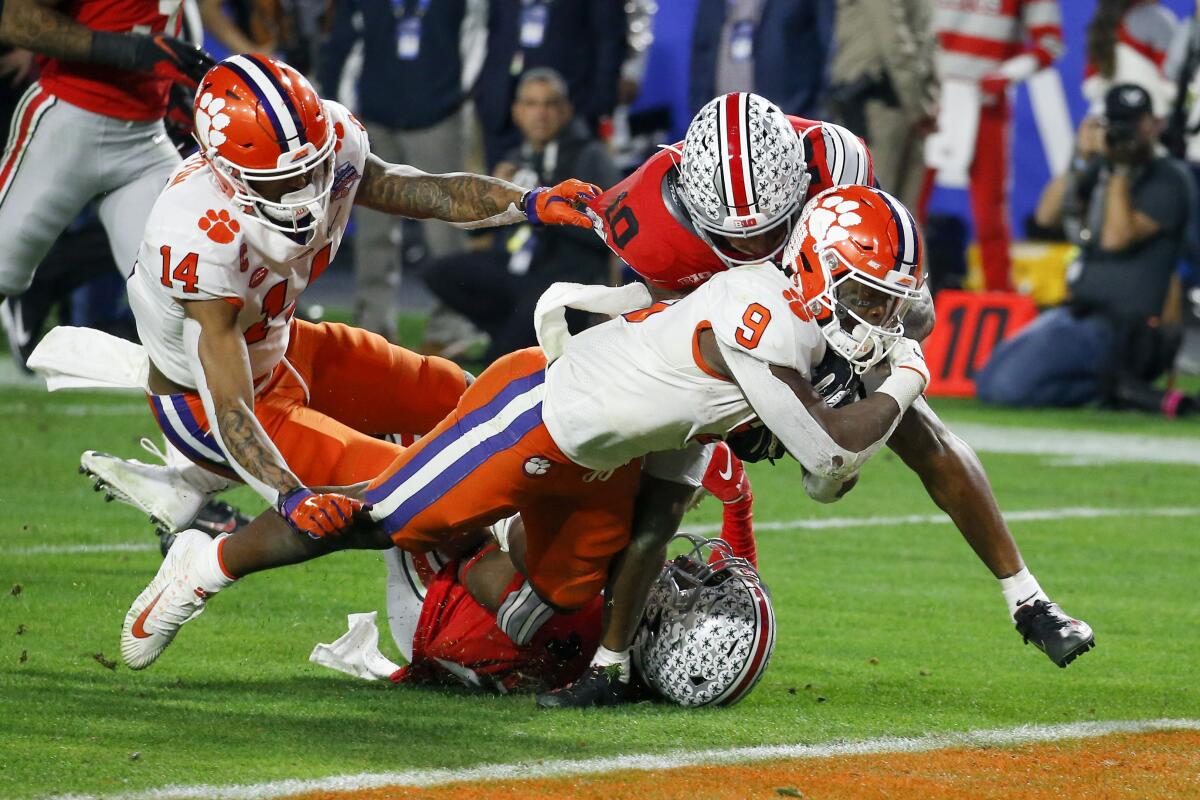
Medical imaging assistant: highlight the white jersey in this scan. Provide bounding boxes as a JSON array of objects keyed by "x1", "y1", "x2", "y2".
[
  {"x1": 542, "y1": 263, "x2": 825, "y2": 471},
  {"x1": 127, "y1": 100, "x2": 369, "y2": 389}
]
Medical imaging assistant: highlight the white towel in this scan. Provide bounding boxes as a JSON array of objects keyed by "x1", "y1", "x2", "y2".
[
  {"x1": 309, "y1": 611, "x2": 403, "y2": 681},
  {"x1": 534, "y1": 281, "x2": 652, "y2": 361},
  {"x1": 27, "y1": 326, "x2": 150, "y2": 392}
]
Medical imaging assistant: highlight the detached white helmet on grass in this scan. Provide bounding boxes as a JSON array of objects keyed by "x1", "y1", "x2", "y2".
[
  {"x1": 678, "y1": 92, "x2": 810, "y2": 267},
  {"x1": 633, "y1": 534, "x2": 776, "y2": 707}
]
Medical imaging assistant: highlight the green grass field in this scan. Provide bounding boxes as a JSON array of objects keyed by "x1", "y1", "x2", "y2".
[{"x1": 1, "y1": 383, "x2": 1199, "y2": 799}]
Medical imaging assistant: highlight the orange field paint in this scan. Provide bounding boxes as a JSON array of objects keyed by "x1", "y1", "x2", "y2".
[{"x1": 292, "y1": 730, "x2": 1200, "y2": 800}]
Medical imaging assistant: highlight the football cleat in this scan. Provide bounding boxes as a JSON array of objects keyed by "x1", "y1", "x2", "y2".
[
  {"x1": 1014, "y1": 600, "x2": 1095, "y2": 668},
  {"x1": 121, "y1": 529, "x2": 216, "y2": 669},
  {"x1": 80, "y1": 450, "x2": 207, "y2": 534},
  {"x1": 535, "y1": 664, "x2": 637, "y2": 709}
]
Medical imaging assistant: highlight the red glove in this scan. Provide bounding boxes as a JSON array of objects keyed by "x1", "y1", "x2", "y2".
[
  {"x1": 523, "y1": 179, "x2": 602, "y2": 228},
  {"x1": 980, "y1": 72, "x2": 1009, "y2": 103},
  {"x1": 702, "y1": 443, "x2": 750, "y2": 505},
  {"x1": 276, "y1": 488, "x2": 365, "y2": 539}
]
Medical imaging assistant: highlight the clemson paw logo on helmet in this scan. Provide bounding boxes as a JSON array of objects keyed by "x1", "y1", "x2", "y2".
[
  {"x1": 804, "y1": 194, "x2": 864, "y2": 252},
  {"x1": 523, "y1": 456, "x2": 551, "y2": 477},
  {"x1": 198, "y1": 209, "x2": 240, "y2": 244},
  {"x1": 196, "y1": 92, "x2": 231, "y2": 148}
]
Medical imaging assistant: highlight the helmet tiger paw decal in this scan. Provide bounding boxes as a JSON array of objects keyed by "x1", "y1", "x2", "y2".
[
  {"x1": 805, "y1": 194, "x2": 864, "y2": 251},
  {"x1": 195, "y1": 92, "x2": 231, "y2": 149},
  {"x1": 199, "y1": 209, "x2": 240, "y2": 243},
  {"x1": 523, "y1": 456, "x2": 551, "y2": 477}
]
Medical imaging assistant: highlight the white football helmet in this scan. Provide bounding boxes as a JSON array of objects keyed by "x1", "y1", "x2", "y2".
[
  {"x1": 633, "y1": 534, "x2": 776, "y2": 707},
  {"x1": 678, "y1": 92, "x2": 809, "y2": 267}
]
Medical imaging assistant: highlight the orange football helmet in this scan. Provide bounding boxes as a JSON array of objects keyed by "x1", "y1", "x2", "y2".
[
  {"x1": 782, "y1": 185, "x2": 925, "y2": 373},
  {"x1": 192, "y1": 55, "x2": 335, "y2": 237}
]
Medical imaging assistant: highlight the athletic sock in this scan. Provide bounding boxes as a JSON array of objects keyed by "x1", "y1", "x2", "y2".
[
  {"x1": 718, "y1": 492, "x2": 756, "y2": 568},
  {"x1": 590, "y1": 645, "x2": 631, "y2": 683},
  {"x1": 194, "y1": 532, "x2": 237, "y2": 592},
  {"x1": 999, "y1": 567, "x2": 1048, "y2": 620}
]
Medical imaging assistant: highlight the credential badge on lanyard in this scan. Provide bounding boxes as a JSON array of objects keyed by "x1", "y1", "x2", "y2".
[
  {"x1": 730, "y1": 18, "x2": 755, "y2": 62},
  {"x1": 520, "y1": 0, "x2": 549, "y2": 49},
  {"x1": 395, "y1": 0, "x2": 433, "y2": 60}
]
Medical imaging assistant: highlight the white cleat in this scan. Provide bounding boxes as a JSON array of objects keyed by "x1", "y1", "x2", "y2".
[
  {"x1": 121, "y1": 530, "x2": 216, "y2": 670},
  {"x1": 80, "y1": 450, "x2": 206, "y2": 534}
]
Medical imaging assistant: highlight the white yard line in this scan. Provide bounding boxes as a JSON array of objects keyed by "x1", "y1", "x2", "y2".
[
  {"x1": 687, "y1": 505, "x2": 1200, "y2": 535},
  {"x1": 950, "y1": 422, "x2": 1200, "y2": 466},
  {"x1": 6, "y1": 505, "x2": 1198, "y2": 557},
  {"x1": 6, "y1": 542, "x2": 157, "y2": 555},
  {"x1": 48, "y1": 717, "x2": 1200, "y2": 800},
  {"x1": 0, "y1": 401, "x2": 146, "y2": 417}
]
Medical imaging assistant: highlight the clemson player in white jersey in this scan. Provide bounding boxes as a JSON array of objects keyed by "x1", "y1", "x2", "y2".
[
  {"x1": 116, "y1": 185, "x2": 934, "y2": 671},
  {"x1": 84, "y1": 54, "x2": 602, "y2": 542}
]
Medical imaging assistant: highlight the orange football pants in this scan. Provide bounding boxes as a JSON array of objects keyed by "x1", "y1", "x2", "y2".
[
  {"x1": 147, "y1": 319, "x2": 468, "y2": 487},
  {"x1": 365, "y1": 348, "x2": 641, "y2": 611}
]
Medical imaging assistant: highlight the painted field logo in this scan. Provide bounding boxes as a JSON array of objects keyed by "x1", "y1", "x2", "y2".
[{"x1": 524, "y1": 457, "x2": 551, "y2": 477}]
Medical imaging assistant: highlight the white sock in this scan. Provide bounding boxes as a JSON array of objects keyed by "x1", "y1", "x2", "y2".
[
  {"x1": 999, "y1": 567, "x2": 1048, "y2": 619},
  {"x1": 193, "y1": 533, "x2": 237, "y2": 593},
  {"x1": 589, "y1": 645, "x2": 631, "y2": 683}
]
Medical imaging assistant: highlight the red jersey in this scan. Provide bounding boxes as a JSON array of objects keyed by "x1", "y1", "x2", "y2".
[
  {"x1": 392, "y1": 559, "x2": 603, "y2": 693},
  {"x1": 37, "y1": 0, "x2": 184, "y2": 121},
  {"x1": 589, "y1": 116, "x2": 875, "y2": 292}
]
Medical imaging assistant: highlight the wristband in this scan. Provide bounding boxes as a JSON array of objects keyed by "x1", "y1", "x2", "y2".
[
  {"x1": 522, "y1": 188, "x2": 541, "y2": 224},
  {"x1": 89, "y1": 31, "x2": 142, "y2": 71},
  {"x1": 876, "y1": 366, "x2": 926, "y2": 412},
  {"x1": 275, "y1": 486, "x2": 314, "y2": 519}
]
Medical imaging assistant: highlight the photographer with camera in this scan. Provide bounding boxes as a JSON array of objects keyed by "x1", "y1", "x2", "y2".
[{"x1": 977, "y1": 83, "x2": 1198, "y2": 415}]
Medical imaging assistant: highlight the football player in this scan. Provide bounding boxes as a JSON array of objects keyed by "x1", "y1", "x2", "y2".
[
  {"x1": 0, "y1": 0, "x2": 213, "y2": 304},
  {"x1": 541, "y1": 92, "x2": 1091, "y2": 709},
  {"x1": 116, "y1": 185, "x2": 929, "y2": 672},
  {"x1": 386, "y1": 526, "x2": 770, "y2": 708},
  {"x1": 383, "y1": 441, "x2": 756, "y2": 694},
  {"x1": 75, "y1": 55, "x2": 602, "y2": 542}
]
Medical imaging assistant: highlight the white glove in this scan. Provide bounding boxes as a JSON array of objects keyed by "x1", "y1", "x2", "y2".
[
  {"x1": 887, "y1": 337, "x2": 930, "y2": 389},
  {"x1": 876, "y1": 337, "x2": 928, "y2": 412}
]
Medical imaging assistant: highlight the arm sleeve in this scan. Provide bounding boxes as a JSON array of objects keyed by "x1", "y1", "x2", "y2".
[
  {"x1": 717, "y1": 340, "x2": 900, "y2": 481},
  {"x1": 181, "y1": 317, "x2": 292, "y2": 507}
]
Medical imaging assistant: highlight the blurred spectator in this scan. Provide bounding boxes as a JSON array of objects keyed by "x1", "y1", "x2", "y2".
[
  {"x1": 976, "y1": 84, "x2": 1196, "y2": 415},
  {"x1": 689, "y1": 0, "x2": 834, "y2": 118},
  {"x1": 423, "y1": 69, "x2": 620, "y2": 363},
  {"x1": 475, "y1": 0, "x2": 626, "y2": 167},
  {"x1": 931, "y1": 0, "x2": 1064, "y2": 293},
  {"x1": 829, "y1": 0, "x2": 937, "y2": 208},
  {"x1": 1084, "y1": 0, "x2": 1178, "y2": 119},
  {"x1": 200, "y1": 1, "x2": 332, "y2": 72},
  {"x1": 319, "y1": 0, "x2": 482, "y2": 342}
]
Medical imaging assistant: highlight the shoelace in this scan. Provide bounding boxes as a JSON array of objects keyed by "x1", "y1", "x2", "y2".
[{"x1": 140, "y1": 437, "x2": 169, "y2": 466}]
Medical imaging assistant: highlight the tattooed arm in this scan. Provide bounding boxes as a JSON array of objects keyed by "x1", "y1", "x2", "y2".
[
  {"x1": 0, "y1": 0, "x2": 93, "y2": 59},
  {"x1": 355, "y1": 154, "x2": 602, "y2": 229},
  {"x1": 355, "y1": 153, "x2": 525, "y2": 221},
  {"x1": 182, "y1": 299, "x2": 302, "y2": 504}
]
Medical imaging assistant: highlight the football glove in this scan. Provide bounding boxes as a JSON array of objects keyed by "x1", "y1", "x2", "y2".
[
  {"x1": 887, "y1": 337, "x2": 930, "y2": 389},
  {"x1": 701, "y1": 443, "x2": 751, "y2": 504},
  {"x1": 276, "y1": 487, "x2": 364, "y2": 540},
  {"x1": 90, "y1": 31, "x2": 216, "y2": 88},
  {"x1": 523, "y1": 179, "x2": 601, "y2": 228},
  {"x1": 726, "y1": 424, "x2": 785, "y2": 464}
]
